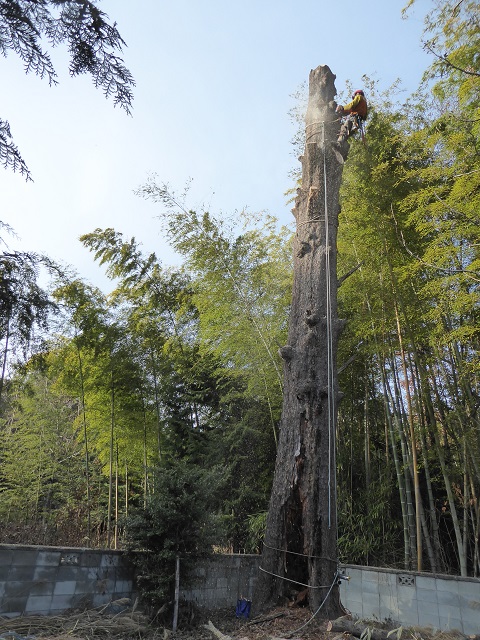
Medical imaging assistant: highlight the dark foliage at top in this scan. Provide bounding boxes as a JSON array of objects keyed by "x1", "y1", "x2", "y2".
[{"x1": 0, "y1": 0, "x2": 135, "y2": 179}]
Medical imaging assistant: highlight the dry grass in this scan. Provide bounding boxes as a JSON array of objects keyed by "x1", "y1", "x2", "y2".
[{"x1": 0, "y1": 604, "x2": 153, "y2": 640}]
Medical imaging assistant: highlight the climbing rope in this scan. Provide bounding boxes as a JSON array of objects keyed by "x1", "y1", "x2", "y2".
[
  {"x1": 260, "y1": 117, "x2": 341, "y2": 616},
  {"x1": 258, "y1": 565, "x2": 336, "y2": 590},
  {"x1": 262, "y1": 541, "x2": 336, "y2": 562},
  {"x1": 305, "y1": 117, "x2": 341, "y2": 143},
  {"x1": 321, "y1": 122, "x2": 337, "y2": 530},
  {"x1": 284, "y1": 570, "x2": 340, "y2": 637}
]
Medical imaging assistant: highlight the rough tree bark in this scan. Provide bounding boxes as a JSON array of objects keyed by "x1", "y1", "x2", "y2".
[{"x1": 254, "y1": 65, "x2": 345, "y2": 617}]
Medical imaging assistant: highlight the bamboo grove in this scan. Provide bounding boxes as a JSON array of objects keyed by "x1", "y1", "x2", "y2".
[{"x1": 0, "y1": 0, "x2": 478, "y2": 577}]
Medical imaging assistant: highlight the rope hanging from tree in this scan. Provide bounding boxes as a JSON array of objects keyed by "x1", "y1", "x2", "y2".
[
  {"x1": 262, "y1": 541, "x2": 336, "y2": 562},
  {"x1": 322, "y1": 122, "x2": 337, "y2": 530}
]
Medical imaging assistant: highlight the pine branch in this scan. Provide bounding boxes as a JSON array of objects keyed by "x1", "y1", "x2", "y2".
[
  {"x1": 0, "y1": 119, "x2": 33, "y2": 181},
  {"x1": 0, "y1": 1, "x2": 135, "y2": 178}
]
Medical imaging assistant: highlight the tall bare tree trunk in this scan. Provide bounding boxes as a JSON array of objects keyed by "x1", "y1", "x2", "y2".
[
  {"x1": 75, "y1": 340, "x2": 91, "y2": 541},
  {"x1": 0, "y1": 318, "x2": 10, "y2": 407},
  {"x1": 114, "y1": 441, "x2": 119, "y2": 550},
  {"x1": 380, "y1": 360, "x2": 410, "y2": 569},
  {"x1": 107, "y1": 367, "x2": 115, "y2": 549},
  {"x1": 393, "y1": 299, "x2": 422, "y2": 570},
  {"x1": 255, "y1": 65, "x2": 343, "y2": 618}
]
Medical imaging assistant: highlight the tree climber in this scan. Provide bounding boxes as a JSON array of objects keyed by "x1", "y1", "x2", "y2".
[{"x1": 333, "y1": 89, "x2": 368, "y2": 153}]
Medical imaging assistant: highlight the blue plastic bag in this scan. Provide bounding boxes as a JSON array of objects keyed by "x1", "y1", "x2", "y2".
[{"x1": 235, "y1": 597, "x2": 251, "y2": 619}]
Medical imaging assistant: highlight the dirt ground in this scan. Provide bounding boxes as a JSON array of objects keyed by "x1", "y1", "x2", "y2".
[
  {"x1": 0, "y1": 606, "x2": 473, "y2": 640},
  {"x1": 0, "y1": 607, "x2": 330, "y2": 640},
  {"x1": 185, "y1": 606, "x2": 332, "y2": 640}
]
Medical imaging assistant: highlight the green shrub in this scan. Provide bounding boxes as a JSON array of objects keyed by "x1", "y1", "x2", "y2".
[{"x1": 124, "y1": 461, "x2": 226, "y2": 615}]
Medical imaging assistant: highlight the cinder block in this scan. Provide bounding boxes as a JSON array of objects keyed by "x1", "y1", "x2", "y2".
[
  {"x1": 50, "y1": 594, "x2": 76, "y2": 610},
  {"x1": 437, "y1": 589, "x2": 459, "y2": 607},
  {"x1": 73, "y1": 567, "x2": 90, "y2": 582},
  {"x1": 57, "y1": 566, "x2": 79, "y2": 581},
  {"x1": 0, "y1": 550, "x2": 13, "y2": 567},
  {"x1": 439, "y1": 615, "x2": 463, "y2": 633},
  {"x1": 462, "y1": 613, "x2": 480, "y2": 636},
  {"x1": 1, "y1": 596, "x2": 28, "y2": 614},
  {"x1": 33, "y1": 565, "x2": 58, "y2": 582},
  {"x1": 416, "y1": 575, "x2": 436, "y2": 590},
  {"x1": 94, "y1": 578, "x2": 115, "y2": 595},
  {"x1": 362, "y1": 570, "x2": 379, "y2": 584},
  {"x1": 3, "y1": 581, "x2": 30, "y2": 598},
  {"x1": 87, "y1": 567, "x2": 101, "y2": 580},
  {"x1": 12, "y1": 549, "x2": 38, "y2": 566},
  {"x1": 459, "y1": 593, "x2": 480, "y2": 613},
  {"x1": 8, "y1": 565, "x2": 35, "y2": 581},
  {"x1": 0, "y1": 565, "x2": 10, "y2": 580},
  {"x1": 458, "y1": 580, "x2": 480, "y2": 598},
  {"x1": 37, "y1": 551, "x2": 61, "y2": 567},
  {"x1": 344, "y1": 567, "x2": 362, "y2": 582},
  {"x1": 70, "y1": 593, "x2": 94, "y2": 609},
  {"x1": 54, "y1": 580, "x2": 77, "y2": 596},
  {"x1": 80, "y1": 552, "x2": 102, "y2": 567},
  {"x1": 25, "y1": 594, "x2": 53, "y2": 614},
  {"x1": 418, "y1": 601, "x2": 439, "y2": 620},
  {"x1": 360, "y1": 592, "x2": 380, "y2": 619},
  {"x1": 379, "y1": 593, "x2": 399, "y2": 620},
  {"x1": 418, "y1": 611, "x2": 441, "y2": 629},
  {"x1": 397, "y1": 597, "x2": 419, "y2": 626},
  {"x1": 100, "y1": 554, "x2": 121, "y2": 567},
  {"x1": 436, "y1": 577, "x2": 459, "y2": 593},
  {"x1": 204, "y1": 575, "x2": 217, "y2": 589},
  {"x1": 30, "y1": 580, "x2": 55, "y2": 596},
  {"x1": 114, "y1": 580, "x2": 133, "y2": 593},
  {"x1": 214, "y1": 575, "x2": 227, "y2": 589},
  {"x1": 397, "y1": 585, "x2": 416, "y2": 604},
  {"x1": 341, "y1": 582, "x2": 363, "y2": 606},
  {"x1": 378, "y1": 572, "x2": 396, "y2": 588},
  {"x1": 361, "y1": 578, "x2": 380, "y2": 595},
  {"x1": 342, "y1": 599, "x2": 363, "y2": 619},
  {"x1": 189, "y1": 589, "x2": 202, "y2": 602},
  {"x1": 70, "y1": 593, "x2": 94, "y2": 610},
  {"x1": 416, "y1": 587, "x2": 438, "y2": 604},
  {"x1": 341, "y1": 592, "x2": 362, "y2": 617},
  {"x1": 341, "y1": 578, "x2": 362, "y2": 597}
]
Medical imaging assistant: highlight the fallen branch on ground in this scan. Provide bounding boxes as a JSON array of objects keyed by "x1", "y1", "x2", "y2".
[
  {"x1": 327, "y1": 616, "x2": 392, "y2": 640},
  {"x1": 327, "y1": 616, "x2": 479, "y2": 640},
  {"x1": 248, "y1": 612, "x2": 286, "y2": 625},
  {"x1": 203, "y1": 620, "x2": 233, "y2": 640}
]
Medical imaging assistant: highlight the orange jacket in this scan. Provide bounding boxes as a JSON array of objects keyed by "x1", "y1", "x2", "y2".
[{"x1": 342, "y1": 94, "x2": 368, "y2": 120}]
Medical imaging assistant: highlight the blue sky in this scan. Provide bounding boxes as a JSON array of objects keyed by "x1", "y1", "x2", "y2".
[{"x1": 1, "y1": 0, "x2": 432, "y2": 291}]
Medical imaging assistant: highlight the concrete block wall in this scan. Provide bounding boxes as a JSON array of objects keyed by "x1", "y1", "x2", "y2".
[
  {"x1": 1, "y1": 545, "x2": 479, "y2": 635},
  {"x1": 181, "y1": 554, "x2": 258, "y2": 609},
  {"x1": 183, "y1": 559, "x2": 480, "y2": 635},
  {"x1": 0, "y1": 544, "x2": 134, "y2": 617},
  {"x1": 340, "y1": 565, "x2": 480, "y2": 636}
]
